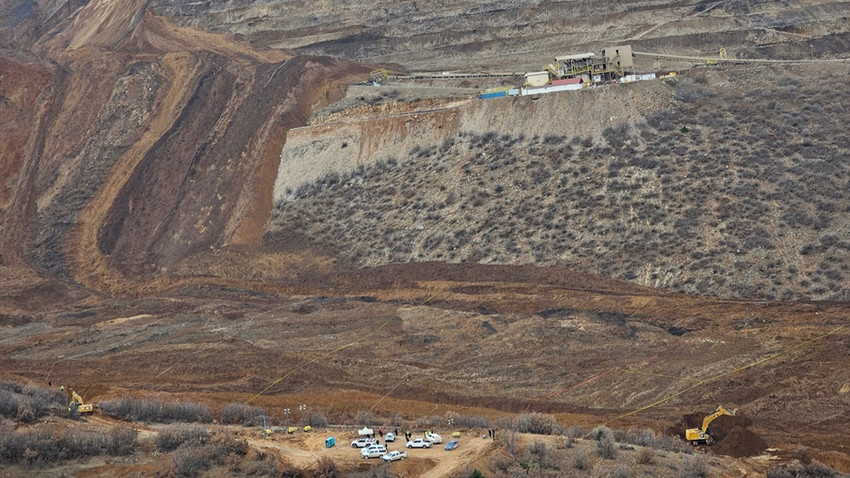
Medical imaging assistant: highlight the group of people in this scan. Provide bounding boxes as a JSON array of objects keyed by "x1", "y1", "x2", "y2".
[{"x1": 487, "y1": 428, "x2": 497, "y2": 439}]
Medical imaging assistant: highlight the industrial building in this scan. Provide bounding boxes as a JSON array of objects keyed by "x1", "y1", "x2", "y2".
[
  {"x1": 545, "y1": 45, "x2": 635, "y2": 84},
  {"x1": 488, "y1": 45, "x2": 643, "y2": 99}
]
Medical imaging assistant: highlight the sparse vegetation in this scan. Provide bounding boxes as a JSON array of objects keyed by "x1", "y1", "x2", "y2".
[
  {"x1": 98, "y1": 395, "x2": 212, "y2": 423},
  {"x1": 156, "y1": 424, "x2": 210, "y2": 452},
  {"x1": 0, "y1": 423, "x2": 136, "y2": 465},
  {"x1": 157, "y1": 429, "x2": 250, "y2": 477},
  {"x1": 767, "y1": 460, "x2": 842, "y2": 478},
  {"x1": 0, "y1": 382, "x2": 64, "y2": 422},
  {"x1": 512, "y1": 412, "x2": 559, "y2": 435},
  {"x1": 220, "y1": 402, "x2": 269, "y2": 426},
  {"x1": 269, "y1": 69, "x2": 849, "y2": 301}
]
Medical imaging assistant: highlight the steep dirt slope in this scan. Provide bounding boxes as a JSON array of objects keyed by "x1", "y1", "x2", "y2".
[{"x1": 0, "y1": 1, "x2": 368, "y2": 295}]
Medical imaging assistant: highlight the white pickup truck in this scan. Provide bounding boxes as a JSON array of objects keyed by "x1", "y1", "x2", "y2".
[{"x1": 351, "y1": 437, "x2": 377, "y2": 448}]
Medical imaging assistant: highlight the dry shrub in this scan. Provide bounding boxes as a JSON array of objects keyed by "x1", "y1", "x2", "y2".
[
  {"x1": 155, "y1": 425, "x2": 209, "y2": 452},
  {"x1": 301, "y1": 410, "x2": 327, "y2": 428},
  {"x1": 513, "y1": 412, "x2": 557, "y2": 435},
  {"x1": 637, "y1": 447, "x2": 656, "y2": 464},
  {"x1": 572, "y1": 448, "x2": 589, "y2": 470},
  {"x1": 596, "y1": 433, "x2": 617, "y2": 459},
  {"x1": 164, "y1": 430, "x2": 249, "y2": 477},
  {"x1": 767, "y1": 460, "x2": 841, "y2": 478},
  {"x1": 313, "y1": 457, "x2": 339, "y2": 478},
  {"x1": 501, "y1": 430, "x2": 518, "y2": 455},
  {"x1": 355, "y1": 410, "x2": 376, "y2": 426},
  {"x1": 0, "y1": 382, "x2": 64, "y2": 421},
  {"x1": 555, "y1": 434, "x2": 574, "y2": 449},
  {"x1": 528, "y1": 440, "x2": 547, "y2": 459},
  {"x1": 220, "y1": 403, "x2": 267, "y2": 426},
  {"x1": 0, "y1": 423, "x2": 137, "y2": 465},
  {"x1": 100, "y1": 396, "x2": 211, "y2": 424},
  {"x1": 625, "y1": 427, "x2": 665, "y2": 448},
  {"x1": 680, "y1": 454, "x2": 709, "y2": 478}
]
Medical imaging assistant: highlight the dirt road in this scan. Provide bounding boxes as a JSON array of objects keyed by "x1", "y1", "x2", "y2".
[{"x1": 248, "y1": 431, "x2": 495, "y2": 476}]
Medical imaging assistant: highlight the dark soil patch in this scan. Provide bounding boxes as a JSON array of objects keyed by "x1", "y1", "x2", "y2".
[{"x1": 712, "y1": 426, "x2": 767, "y2": 457}]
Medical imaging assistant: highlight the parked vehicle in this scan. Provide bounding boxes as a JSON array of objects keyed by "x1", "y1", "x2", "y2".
[
  {"x1": 381, "y1": 450, "x2": 407, "y2": 462},
  {"x1": 445, "y1": 440, "x2": 459, "y2": 451},
  {"x1": 351, "y1": 437, "x2": 376, "y2": 448},
  {"x1": 406, "y1": 438, "x2": 432, "y2": 448},
  {"x1": 361, "y1": 444, "x2": 388, "y2": 458},
  {"x1": 426, "y1": 432, "x2": 442, "y2": 444},
  {"x1": 385, "y1": 432, "x2": 395, "y2": 442}
]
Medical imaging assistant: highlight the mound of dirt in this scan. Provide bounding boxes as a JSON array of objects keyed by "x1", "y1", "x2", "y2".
[
  {"x1": 712, "y1": 426, "x2": 768, "y2": 457},
  {"x1": 673, "y1": 411, "x2": 765, "y2": 457},
  {"x1": 707, "y1": 414, "x2": 752, "y2": 442},
  {"x1": 682, "y1": 412, "x2": 705, "y2": 430}
]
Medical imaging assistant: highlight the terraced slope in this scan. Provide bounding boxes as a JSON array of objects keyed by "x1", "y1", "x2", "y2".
[{"x1": 153, "y1": 0, "x2": 850, "y2": 70}]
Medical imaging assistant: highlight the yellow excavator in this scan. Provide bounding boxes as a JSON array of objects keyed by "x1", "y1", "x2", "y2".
[
  {"x1": 61, "y1": 386, "x2": 95, "y2": 415},
  {"x1": 685, "y1": 404, "x2": 736, "y2": 444}
]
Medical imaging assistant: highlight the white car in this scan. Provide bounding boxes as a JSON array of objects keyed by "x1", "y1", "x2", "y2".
[
  {"x1": 351, "y1": 437, "x2": 376, "y2": 448},
  {"x1": 385, "y1": 432, "x2": 395, "y2": 442},
  {"x1": 382, "y1": 450, "x2": 407, "y2": 462},
  {"x1": 361, "y1": 444, "x2": 387, "y2": 458},
  {"x1": 406, "y1": 438, "x2": 432, "y2": 448},
  {"x1": 426, "y1": 432, "x2": 442, "y2": 444}
]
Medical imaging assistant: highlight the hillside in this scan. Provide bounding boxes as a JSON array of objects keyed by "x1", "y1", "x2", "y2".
[
  {"x1": 154, "y1": 0, "x2": 850, "y2": 71},
  {"x1": 268, "y1": 64, "x2": 849, "y2": 301},
  {"x1": 1, "y1": 0, "x2": 849, "y2": 476}
]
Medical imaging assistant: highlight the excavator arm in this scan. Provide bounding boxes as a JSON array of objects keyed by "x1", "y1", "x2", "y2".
[
  {"x1": 701, "y1": 405, "x2": 735, "y2": 432},
  {"x1": 61, "y1": 386, "x2": 95, "y2": 415},
  {"x1": 685, "y1": 405, "x2": 736, "y2": 444}
]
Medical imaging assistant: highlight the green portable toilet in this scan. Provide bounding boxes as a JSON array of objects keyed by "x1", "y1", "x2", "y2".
[{"x1": 325, "y1": 437, "x2": 335, "y2": 448}]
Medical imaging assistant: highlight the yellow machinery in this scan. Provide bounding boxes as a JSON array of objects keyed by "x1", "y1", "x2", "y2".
[
  {"x1": 685, "y1": 404, "x2": 736, "y2": 444},
  {"x1": 368, "y1": 69, "x2": 388, "y2": 85},
  {"x1": 61, "y1": 386, "x2": 95, "y2": 415}
]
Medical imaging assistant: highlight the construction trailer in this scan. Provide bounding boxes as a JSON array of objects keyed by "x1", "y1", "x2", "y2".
[
  {"x1": 523, "y1": 77, "x2": 583, "y2": 96},
  {"x1": 525, "y1": 71, "x2": 550, "y2": 86}
]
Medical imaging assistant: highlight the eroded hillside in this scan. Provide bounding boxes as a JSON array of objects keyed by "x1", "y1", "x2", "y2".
[{"x1": 0, "y1": 0, "x2": 368, "y2": 295}]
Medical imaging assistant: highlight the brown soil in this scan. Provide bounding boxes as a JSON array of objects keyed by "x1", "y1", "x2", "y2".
[
  {"x1": 1, "y1": 1, "x2": 849, "y2": 476},
  {"x1": 713, "y1": 426, "x2": 769, "y2": 458}
]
